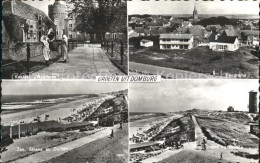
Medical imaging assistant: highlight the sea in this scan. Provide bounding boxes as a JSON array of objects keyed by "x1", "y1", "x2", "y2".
[{"x1": 1, "y1": 94, "x2": 86, "y2": 103}]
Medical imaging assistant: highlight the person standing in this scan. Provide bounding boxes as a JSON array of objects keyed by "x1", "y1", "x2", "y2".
[
  {"x1": 47, "y1": 28, "x2": 55, "y2": 57},
  {"x1": 61, "y1": 34, "x2": 69, "y2": 63},
  {"x1": 40, "y1": 35, "x2": 50, "y2": 66},
  {"x1": 110, "y1": 129, "x2": 114, "y2": 138},
  {"x1": 119, "y1": 121, "x2": 122, "y2": 129}
]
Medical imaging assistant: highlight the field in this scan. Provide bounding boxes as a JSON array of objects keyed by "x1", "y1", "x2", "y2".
[{"x1": 129, "y1": 46, "x2": 258, "y2": 78}]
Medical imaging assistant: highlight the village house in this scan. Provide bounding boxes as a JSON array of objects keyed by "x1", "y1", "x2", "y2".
[
  {"x1": 187, "y1": 25, "x2": 205, "y2": 45},
  {"x1": 159, "y1": 33, "x2": 193, "y2": 50},
  {"x1": 2, "y1": 0, "x2": 55, "y2": 44},
  {"x1": 240, "y1": 30, "x2": 259, "y2": 46},
  {"x1": 140, "y1": 39, "x2": 153, "y2": 47},
  {"x1": 209, "y1": 35, "x2": 239, "y2": 51}
]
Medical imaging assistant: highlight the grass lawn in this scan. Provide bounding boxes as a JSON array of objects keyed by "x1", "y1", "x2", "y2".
[
  {"x1": 47, "y1": 123, "x2": 128, "y2": 163},
  {"x1": 129, "y1": 46, "x2": 258, "y2": 78}
]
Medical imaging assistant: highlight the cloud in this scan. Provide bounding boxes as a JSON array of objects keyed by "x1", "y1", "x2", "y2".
[{"x1": 129, "y1": 80, "x2": 258, "y2": 112}]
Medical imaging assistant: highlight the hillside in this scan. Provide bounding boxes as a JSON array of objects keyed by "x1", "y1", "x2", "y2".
[{"x1": 86, "y1": 90, "x2": 128, "y2": 126}]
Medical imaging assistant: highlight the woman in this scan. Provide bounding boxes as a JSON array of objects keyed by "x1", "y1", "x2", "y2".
[
  {"x1": 40, "y1": 35, "x2": 50, "y2": 65},
  {"x1": 47, "y1": 28, "x2": 55, "y2": 56},
  {"x1": 61, "y1": 34, "x2": 69, "y2": 63}
]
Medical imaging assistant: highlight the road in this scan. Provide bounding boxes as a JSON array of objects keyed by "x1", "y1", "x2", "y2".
[
  {"x1": 29, "y1": 44, "x2": 124, "y2": 79},
  {"x1": 48, "y1": 123, "x2": 128, "y2": 163},
  {"x1": 12, "y1": 124, "x2": 123, "y2": 163},
  {"x1": 129, "y1": 62, "x2": 217, "y2": 79}
]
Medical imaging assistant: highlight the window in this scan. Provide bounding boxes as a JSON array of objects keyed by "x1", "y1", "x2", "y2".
[
  {"x1": 69, "y1": 34, "x2": 72, "y2": 39},
  {"x1": 216, "y1": 45, "x2": 228, "y2": 50},
  {"x1": 54, "y1": 18, "x2": 59, "y2": 26},
  {"x1": 56, "y1": 30, "x2": 59, "y2": 36},
  {"x1": 69, "y1": 24, "x2": 73, "y2": 28}
]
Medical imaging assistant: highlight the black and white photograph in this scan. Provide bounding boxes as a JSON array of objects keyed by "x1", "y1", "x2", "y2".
[
  {"x1": 128, "y1": 0, "x2": 259, "y2": 79},
  {"x1": 1, "y1": 81, "x2": 128, "y2": 162},
  {"x1": 2, "y1": 0, "x2": 128, "y2": 79},
  {"x1": 129, "y1": 80, "x2": 259, "y2": 162}
]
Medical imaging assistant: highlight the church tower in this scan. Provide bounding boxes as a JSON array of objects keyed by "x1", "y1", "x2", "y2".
[{"x1": 193, "y1": 3, "x2": 198, "y2": 20}]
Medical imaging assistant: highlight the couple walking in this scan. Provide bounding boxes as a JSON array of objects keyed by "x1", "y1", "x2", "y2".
[{"x1": 41, "y1": 28, "x2": 69, "y2": 65}]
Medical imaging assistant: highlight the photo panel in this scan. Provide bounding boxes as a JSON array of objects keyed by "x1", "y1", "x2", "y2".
[
  {"x1": 129, "y1": 80, "x2": 259, "y2": 162},
  {"x1": 128, "y1": 0, "x2": 259, "y2": 79},
  {"x1": 1, "y1": 81, "x2": 128, "y2": 162},
  {"x1": 2, "y1": 0, "x2": 128, "y2": 79}
]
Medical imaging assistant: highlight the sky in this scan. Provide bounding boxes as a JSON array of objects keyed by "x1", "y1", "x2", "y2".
[
  {"x1": 129, "y1": 80, "x2": 258, "y2": 112},
  {"x1": 128, "y1": 0, "x2": 259, "y2": 15},
  {"x1": 23, "y1": 0, "x2": 56, "y2": 15},
  {"x1": 2, "y1": 80, "x2": 128, "y2": 95}
]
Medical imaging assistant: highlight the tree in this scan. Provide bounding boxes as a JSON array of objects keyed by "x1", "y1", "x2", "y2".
[{"x1": 69, "y1": 0, "x2": 127, "y2": 40}]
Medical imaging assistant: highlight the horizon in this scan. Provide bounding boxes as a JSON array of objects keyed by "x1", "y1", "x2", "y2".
[
  {"x1": 129, "y1": 80, "x2": 258, "y2": 113},
  {"x1": 2, "y1": 81, "x2": 127, "y2": 95},
  {"x1": 128, "y1": 0, "x2": 258, "y2": 15}
]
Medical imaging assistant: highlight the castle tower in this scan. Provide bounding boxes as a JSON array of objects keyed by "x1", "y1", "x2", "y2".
[
  {"x1": 48, "y1": 0, "x2": 69, "y2": 39},
  {"x1": 193, "y1": 3, "x2": 198, "y2": 20}
]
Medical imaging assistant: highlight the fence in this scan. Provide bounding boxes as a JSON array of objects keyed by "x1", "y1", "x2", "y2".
[{"x1": 102, "y1": 40, "x2": 128, "y2": 74}]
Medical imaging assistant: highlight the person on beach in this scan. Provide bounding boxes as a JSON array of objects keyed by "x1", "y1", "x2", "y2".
[
  {"x1": 61, "y1": 33, "x2": 69, "y2": 63},
  {"x1": 40, "y1": 35, "x2": 50, "y2": 65}
]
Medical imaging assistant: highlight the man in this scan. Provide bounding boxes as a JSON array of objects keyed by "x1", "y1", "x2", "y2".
[{"x1": 110, "y1": 129, "x2": 114, "y2": 138}]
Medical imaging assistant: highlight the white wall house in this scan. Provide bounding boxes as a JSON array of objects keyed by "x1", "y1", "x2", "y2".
[
  {"x1": 209, "y1": 35, "x2": 239, "y2": 51},
  {"x1": 159, "y1": 34, "x2": 193, "y2": 50},
  {"x1": 140, "y1": 39, "x2": 153, "y2": 47}
]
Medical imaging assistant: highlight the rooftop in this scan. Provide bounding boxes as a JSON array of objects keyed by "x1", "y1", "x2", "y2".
[
  {"x1": 3, "y1": 0, "x2": 53, "y2": 23},
  {"x1": 160, "y1": 33, "x2": 193, "y2": 39},
  {"x1": 140, "y1": 39, "x2": 153, "y2": 43},
  {"x1": 211, "y1": 35, "x2": 237, "y2": 44}
]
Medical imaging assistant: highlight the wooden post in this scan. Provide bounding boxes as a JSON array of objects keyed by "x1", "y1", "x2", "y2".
[
  {"x1": 26, "y1": 43, "x2": 30, "y2": 74},
  {"x1": 61, "y1": 41, "x2": 63, "y2": 58},
  {"x1": 120, "y1": 41, "x2": 124, "y2": 65},
  {"x1": 107, "y1": 41, "x2": 109, "y2": 53},
  {"x1": 18, "y1": 122, "x2": 20, "y2": 139},
  {"x1": 111, "y1": 41, "x2": 114, "y2": 57},
  {"x1": 10, "y1": 125, "x2": 12, "y2": 139}
]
